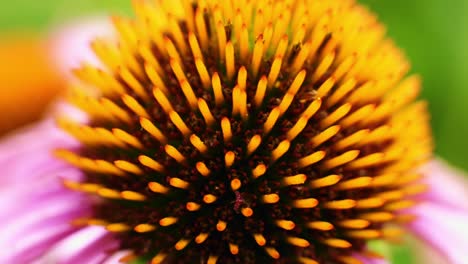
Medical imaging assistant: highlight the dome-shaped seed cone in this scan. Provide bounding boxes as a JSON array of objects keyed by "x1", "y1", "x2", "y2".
[{"x1": 57, "y1": 0, "x2": 433, "y2": 263}]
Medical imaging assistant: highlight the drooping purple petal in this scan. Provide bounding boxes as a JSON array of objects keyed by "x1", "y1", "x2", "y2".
[
  {"x1": 408, "y1": 201, "x2": 468, "y2": 263},
  {"x1": 35, "y1": 226, "x2": 118, "y2": 264},
  {"x1": 0, "y1": 117, "x2": 116, "y2": 263},
  {"x1": 0, "y1": 17, "x2": 117, "y2": 263},
  {"x1": 420, "y1": 159, "x2": 468, "y2": 210},
  {"x1": 49, "y1": 17, "x2": 114, "y2": 81},
  {"x1": 405, "y1": 159, "x2": 468, "y2": 264},
  {"x1": 0, "y1": 118, "x2": 79, "y2": 187}
]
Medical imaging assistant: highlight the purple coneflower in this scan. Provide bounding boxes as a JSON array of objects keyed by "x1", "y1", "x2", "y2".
[{"x1": 0, "y1": 0, "x2": 467, "y2": 263}]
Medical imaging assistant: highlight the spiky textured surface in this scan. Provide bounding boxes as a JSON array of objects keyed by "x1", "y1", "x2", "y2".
[{"x1": 57, "y1": 0, "x2": 432, "y2": 263}]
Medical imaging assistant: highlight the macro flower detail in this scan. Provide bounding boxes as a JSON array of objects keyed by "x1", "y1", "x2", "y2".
[{"x1": 52, "y1": 0, "x2": 432, "y2": 263}]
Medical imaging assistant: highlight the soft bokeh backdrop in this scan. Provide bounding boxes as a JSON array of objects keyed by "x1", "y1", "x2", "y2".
[
  {"x1": 359, "y1": 0, "x2": 468, "y2": 175},
  {"x1": 1, "y1": 0, "x2": 466, "y2": 263}
]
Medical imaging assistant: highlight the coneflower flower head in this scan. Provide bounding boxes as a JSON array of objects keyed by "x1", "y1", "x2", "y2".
[{"x1": 56, "y1": 0, "x2": 432, "y2": 263}]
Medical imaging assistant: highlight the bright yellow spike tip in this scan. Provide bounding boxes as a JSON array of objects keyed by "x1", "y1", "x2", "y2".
[{"x1": 59, "y1": 0, "x2": 432, "y2": 263}]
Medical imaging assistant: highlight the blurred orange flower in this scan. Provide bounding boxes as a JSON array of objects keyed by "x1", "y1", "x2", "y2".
[{"x1": 0, "y1": 35, "x2": 65, "y2": 135}]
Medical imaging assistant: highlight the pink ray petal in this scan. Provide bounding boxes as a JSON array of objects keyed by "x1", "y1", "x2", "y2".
[
  {"x1": 0, "y1": 16, "x2": 119, "y2": 263},
  {"x1": 403, "y1": 159, "x2": 468, "y2": 263},
  {"x1": 420, "y1": 159, "x2": 468, "y2": 210},
  {"x1": 0, "y1": 192, "x2": 89, "y2": 246},
  {"x1": 5, "y1": 225, "x2": 76, "y2": 263},
  {"x1": 408, "y1": 202, "x2": 468, "y2": 264},
  {"x1": 49, "y1": 17, "x2": 115, "y2": 79},
  {"x1": 0, "y1": 118, "x2": 79, "y2": 187},
  {"x1": 0, "y1": 116, "x2": 117, "y2": 262},
  {"x1": 36, "y1": 226, "x2": 118, "y2": 264}
]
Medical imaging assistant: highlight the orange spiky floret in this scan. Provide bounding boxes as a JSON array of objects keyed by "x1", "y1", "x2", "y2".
[{"x1": 58, "y1": 0, "x2": 432, "y2": 263}]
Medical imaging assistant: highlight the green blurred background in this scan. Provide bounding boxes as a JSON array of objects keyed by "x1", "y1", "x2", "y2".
[{"x1": 1, "y1": 0, "x2": 466, "y2": 263}]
